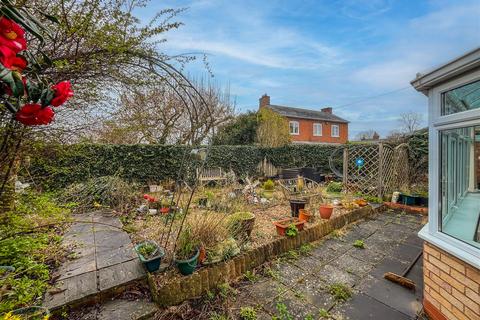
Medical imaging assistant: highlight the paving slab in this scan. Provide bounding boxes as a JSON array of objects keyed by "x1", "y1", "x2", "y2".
[
  {"x1": 95, "y1": 299, "x2": 158, "y2": 320},
  {"x1": 44, "y1": 212, "x2": 146, "y2": 311}
]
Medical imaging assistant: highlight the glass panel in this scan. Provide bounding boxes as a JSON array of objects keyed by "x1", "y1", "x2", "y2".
[
  {"x1": 442, "y1": 79, "x2": 480, "y2": 115},
  {"x1": 440, "y1": 125, "x2": 480, "y2": 248}
]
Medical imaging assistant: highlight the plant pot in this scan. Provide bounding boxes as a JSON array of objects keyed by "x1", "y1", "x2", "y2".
[
  {"x1": 175, "y1": 248, "x2": 200, "y2": 276},
  {"x1": 401, "y1": 194, "x2": 416, "y2": 206},
  {"x1": 135, "y1": 241, "x2": 165, "y2": 273},
  {"x1": 263, "y1": 190, "x2": 274, "y2": 199},
  {"x1": 159, "y1": 207, "x2": 170, "y2": 214},
  {"x1": 229, "y1": 212, "x2": 255, "y2": 241},
  {"x1": 273, "y1": 218, "x2": 305, "y2": 236},
  {"x1": 298, "y1": 209, "x2": 312, "y2": 222},
  {"x1": 289, "y1": 199, "x2": 307, "y2": 217},
  {"x1": 198, "y1": 245, "x2": 207, "y2": 264},
  {"x1": 416, "y1": 196, "x2": 428, "y2": 207},
  {"x1": 319, "y1": 205, "x2": 333, "y2": 219}
]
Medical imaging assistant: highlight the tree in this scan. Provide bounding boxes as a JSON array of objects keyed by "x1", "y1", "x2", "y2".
[
  {"x1": 96, "y1": 78, "x2": 234, "y2": 145},
  {"x1": 399, "y1": 111, "x2": 422, "y2": 134},
  {"x1": 256, "y1": 108, "x2": 291, "y2": 147},
  {"x1": 212, "y1": 111, "x2": 258, "y2": 145},
  {"x1": 355, "y1": 129, "x2": 377, "y2": 141},
  {"x1": 25, "y1": 0, "x2": 203, "y2": 141}
]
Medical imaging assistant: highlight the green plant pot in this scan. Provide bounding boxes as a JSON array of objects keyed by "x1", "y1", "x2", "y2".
[
  {"x1": 135, "y1": 241, "x2": 165, "y2": 273},
  {"x1": 175, "y1": 248, "x2": 200, "y2": 276}
]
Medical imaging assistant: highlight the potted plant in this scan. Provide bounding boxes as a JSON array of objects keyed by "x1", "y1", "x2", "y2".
[
  {"x1": 227, "y1": 211, "x2": 255, "y2": 241},
  {"x1": 134, "y1": 240, "x2": 165, "y2": 273},
  {"x1": 319, "y1": 204, "x2": 334, "y2": 219},
  {"x1": 298, "y1": 208, "x2": 312, "y2": 222},
  {"x1": 174, "y1": 227, "x2": 200, "y2": 275},
  {"x1": 289, "y1": 198, "x2": 307, "y2": 217},
  {"x1": 273, "y1": 217, "x2": 305, "y2": 236},
  {"x1": 262, "y1": 179, "x2": 275, "y2": 199}
]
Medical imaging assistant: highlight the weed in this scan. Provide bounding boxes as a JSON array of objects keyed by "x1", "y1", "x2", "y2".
[
  {"x1": 283, "y1": 250, "x2": 299, "y2": 260},
  {"x1": 285, "y1": 224, "x2": 298, "y2": 237},
  {"x1": 319, "y1": 308, "x2": 331, "y2": 318},
  {"x1": 353, "y1": 240, "x2": 365, "y2": 249},
  {"x1": 209, "y1": 312, "x2": 229, "y2": 320},
  {"x1": 304, "y1": 314, "x2": 315, "y2": 320},
  {"x1": 330, "y1": 229, "x2": 346, "y2": 239},
  {"x1": 275, "y1": 301, "x2": 293, "y2": 320},
  {"x1": 326, "y1": 181, "x2": 343, "y2": 193},
  {"x1": 205, "y1": 290, "x2": 216, "y2": 301},
  {"x1": 239, "y1": 307, "x2": 257, "y2": 320},
  {"x1": 218, "y1": 282, "x2": 236, "y2": 299},
  {"x1": 299, "y1": 244, "x2": 313, "y2": 256},
  {"x1": 264, "y1": 267, "x2": 279, "y2": 280},
  {"x1": 328, "y1": 283, "x2": 352, "y2": 302},
  {"x1": 244, "y1": 270, "x2": 258, "y2": 283}
]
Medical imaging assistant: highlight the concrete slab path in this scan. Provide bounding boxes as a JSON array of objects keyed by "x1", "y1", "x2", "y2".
[
  {"x1": 43, "y1": 211, "x2": 146, "y2": 311},
  {"x1": 230, "y1": 210, "x2": 426, "y2": 319}
]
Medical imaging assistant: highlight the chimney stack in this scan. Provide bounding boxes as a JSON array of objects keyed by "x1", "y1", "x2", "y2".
[
  {"x1": 259, "y1": 94, "x2": 270, "y2": 108},
  {"x1": 321, "y1": 107, "x2": 332, "y2": 114}
]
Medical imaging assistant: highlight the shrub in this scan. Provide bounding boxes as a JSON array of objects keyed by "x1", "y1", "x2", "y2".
[
  {"x1": 263, "y1": 179, "x2": 275, "y2": 191},
  {"x1": 60, "y1": 175, "x2": 139, "y2": 213},
  {"x1": 326, "y1": 181, "x2": 343, "y2": 193},
  {"x1": 353, "y1": 240, "x2": 365, "y2": 249}
]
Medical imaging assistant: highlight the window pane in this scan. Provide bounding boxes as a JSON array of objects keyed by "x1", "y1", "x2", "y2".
[
  {"x1": 313, "y1": 123, "x2": 322, "y2": 136},
  {"x1": 442, "y1": 79, "x2": 480, "y2": 115},
  {"x1": 440, "y1": 125, "x2": 480, "y2": 248}
]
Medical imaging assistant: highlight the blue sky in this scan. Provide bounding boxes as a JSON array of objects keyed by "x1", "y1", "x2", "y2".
[{"x1": 143, "y1": 0, "x2": 480, "y2": 138}]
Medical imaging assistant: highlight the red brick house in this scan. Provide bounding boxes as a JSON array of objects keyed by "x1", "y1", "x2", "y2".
[{"x1": 259, "y1": 94, "x2": 349, "y2": 144}]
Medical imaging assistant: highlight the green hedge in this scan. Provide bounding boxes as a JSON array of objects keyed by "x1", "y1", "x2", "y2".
[{"x1": 27, "y1": 144, "x2": 342, "y2": 189}]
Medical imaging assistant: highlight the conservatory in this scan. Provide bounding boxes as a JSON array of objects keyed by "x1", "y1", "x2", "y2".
[{"x1": 412, "y1": 48, "x2": 480, "y2": 320}]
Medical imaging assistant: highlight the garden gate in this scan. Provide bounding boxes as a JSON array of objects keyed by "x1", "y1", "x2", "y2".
[{"x1": 330, "y1": 143, "x2": 409, "y2": 198}]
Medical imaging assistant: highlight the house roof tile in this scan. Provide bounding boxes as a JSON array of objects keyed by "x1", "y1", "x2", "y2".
[{"x1": 266, "y1": 104, "x2": 349, "y2": 123}]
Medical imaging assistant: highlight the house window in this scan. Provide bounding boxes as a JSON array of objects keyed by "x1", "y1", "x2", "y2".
[
  {"x1": 439, "y1": 125, "x2": 480, "y2": 248},
  {"x1": 442, "y1": 79, "x2": 480, "y2": 115},
  {"x1": 313, "y1": 123, "x2": 322, "y2": 136},
  {"x1": 289, "y1": 121, "x2": 299, "y2": 135},
  {"x1": 331, "y1": 125, "x2": 339, "y2": 137}
]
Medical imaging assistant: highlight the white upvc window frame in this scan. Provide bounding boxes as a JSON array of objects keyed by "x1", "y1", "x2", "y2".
[
  {"x1": 289, "y1": 121, "x2": 299, "y2": 135},
  {"x1": 313, "y1": 123, "x2": 322, "y2": 136},
  {"x1": 331, "y1": 124, "x2": 340, "y2": 137},
  {"x1": 419, "y1": 68, "x2": 480, "y2": 269}
]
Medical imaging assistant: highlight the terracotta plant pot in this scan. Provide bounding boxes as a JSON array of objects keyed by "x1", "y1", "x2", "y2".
[
  {"x1": 198, "y1": 245, "x2": 206, "y2": 264},
  {"x1": 159, "y1": 207, "x2": 170, "y2": 214},
  {"x1": 319, "y1": 205, "x2": 333, "y2": 219},
  {"x1": 273, "y1": 218, "x2": 305, "y2": 236},
  {"x1": 298, "y1": 209, "x2": 312, "y2": 222}
]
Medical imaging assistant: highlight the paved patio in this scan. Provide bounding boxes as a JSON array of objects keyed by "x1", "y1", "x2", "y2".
[{"x1": 230, "y1": 210, "x2": 425, "y2": 319}]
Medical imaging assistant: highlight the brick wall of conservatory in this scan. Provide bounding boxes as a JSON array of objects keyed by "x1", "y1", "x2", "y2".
[{"x1": 423, "y1": 242, "x2": 480, "y2": 320}]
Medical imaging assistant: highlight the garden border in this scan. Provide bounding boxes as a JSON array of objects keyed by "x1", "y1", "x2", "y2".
[{"x1": 147, "y1": 205, "x2": 384, "y2": 307}]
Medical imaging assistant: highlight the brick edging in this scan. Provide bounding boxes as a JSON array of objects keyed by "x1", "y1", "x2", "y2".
[
  {"x1": 148, "y1": 205, "x2": 382, "y2": 307},
  {"x1": 424, "y1": 298, "x2": 448, "y2": 320}
]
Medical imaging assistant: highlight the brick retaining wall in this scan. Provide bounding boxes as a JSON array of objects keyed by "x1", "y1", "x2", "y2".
[{"x1": 148, "y1": 205, "x2": 381, "y2": 307}]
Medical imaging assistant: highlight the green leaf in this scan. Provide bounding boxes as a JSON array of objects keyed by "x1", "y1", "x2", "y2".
[
  {"x1": 39, "y1": 11, "x2": 60, "y2": 24},
  {"x1": 26, "y1": 79, "x2": 42, "y2": 102},
  {"x1": 0, "y1": 63, "x2": 23, "y2": 97},
  {"x1": 40, "y1": 87, "x2": 55, "y2": 107}
]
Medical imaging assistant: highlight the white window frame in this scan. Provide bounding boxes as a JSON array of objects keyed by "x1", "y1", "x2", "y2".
[
  {"x1": 418, "y1": 68, "x2": 480, "y2": 269},
  {"x1": 313, "y1": 123, "x2": 322, "y2": 136},
  {"x1": 289, "y1": 121, "x2": 299, "y2": 135},
  {"x1": 331, "y1": 124, "x2": 340, "y2": 137}
]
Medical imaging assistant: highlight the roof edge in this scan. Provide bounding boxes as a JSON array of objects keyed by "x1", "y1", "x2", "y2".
[{"x1": 411, "y1": 47, "x2": 480, "y2": 95}]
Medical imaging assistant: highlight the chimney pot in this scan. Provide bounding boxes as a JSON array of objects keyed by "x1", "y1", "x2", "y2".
[
  {"x1": 321, "y1": 107, "x2": 332, "y2": 114},
  {"x1": 259, "y1": 94, "x2": 270, "y2": 108}
]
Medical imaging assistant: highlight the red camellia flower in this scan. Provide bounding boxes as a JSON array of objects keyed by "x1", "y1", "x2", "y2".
[
  {"x1": 143, "y1": 194, "x2": 150, "y2": 200},
  {"x1": 0, "y1": 17, "x2": 27, "y2": 53},
  {"x1": 50, "y1": 81, "x2": 74, "y2": 107},
  {"x1": 15, "y1": 104, "x2": 54, "y2": 126},
  {"x1": 0, "y1": 46, "x2": 27, "y2": 71}
]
